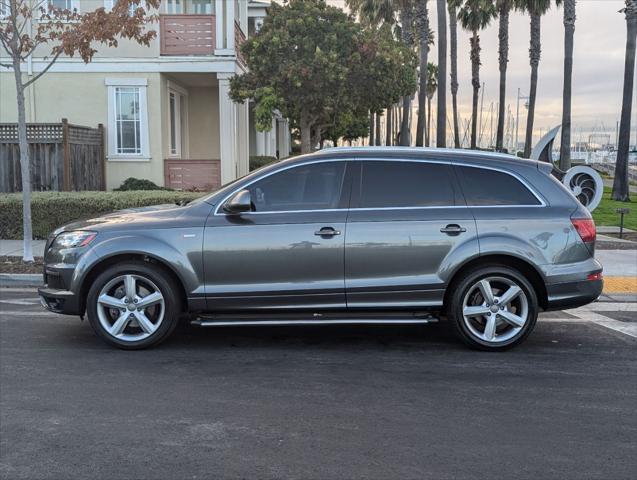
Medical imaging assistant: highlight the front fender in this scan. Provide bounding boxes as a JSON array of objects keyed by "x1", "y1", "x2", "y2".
[{"x1": 71, "y1": 229, "x2": 204, "y2": 297}]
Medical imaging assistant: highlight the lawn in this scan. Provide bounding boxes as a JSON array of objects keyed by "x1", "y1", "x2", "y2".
[{"x1": 592, "y1": 188, "x2": 637, "y2": 230}]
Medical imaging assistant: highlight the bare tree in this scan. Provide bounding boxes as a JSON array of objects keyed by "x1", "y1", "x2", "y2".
[{"x1": 0, "y1": 0, "x2": 158, "y2": 261}]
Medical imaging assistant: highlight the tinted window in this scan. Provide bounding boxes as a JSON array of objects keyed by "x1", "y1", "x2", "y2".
[
  {"x1": 359, "y1": 161, "x2": 457, "y2": 208},
  {"x1": 456, "y1": 166, "x2": 540, "y2": 206},
  {"x1": 247, "y1": 162, "x2": 345, "y2": 212}
]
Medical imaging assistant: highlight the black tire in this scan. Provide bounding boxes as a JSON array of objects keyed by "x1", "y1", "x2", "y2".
[
  {"x1": 86, "y1": 261, "x2": 181, "y2": 350},
  {"x1": 447, "y1": 265, "x2": 539, "y2": 351}
]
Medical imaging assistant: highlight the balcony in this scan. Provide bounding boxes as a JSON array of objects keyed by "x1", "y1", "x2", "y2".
[{"x1": 159, "y1": 15, "x2": 216, "y2": 56}]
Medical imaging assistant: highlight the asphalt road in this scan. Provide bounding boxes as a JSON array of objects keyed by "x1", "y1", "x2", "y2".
[{"x1": 1, "y1": 289, "x2": 636, "y2": 480}]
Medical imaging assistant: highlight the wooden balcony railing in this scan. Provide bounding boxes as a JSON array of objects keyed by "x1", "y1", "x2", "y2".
[
  {"x1": 235, "y1": 20, "x2": 246, "y2": 64},
  {"x1": 160, "y1": 15, "x2": 216, "y2": 56}
]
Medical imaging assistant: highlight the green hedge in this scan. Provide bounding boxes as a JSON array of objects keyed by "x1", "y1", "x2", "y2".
[
  {"x1": 0, "y1": 191, "x2": 205, "y2": 240},
  {"x1": 249, "y1": 155, "x2": 278, "y2": 171}
]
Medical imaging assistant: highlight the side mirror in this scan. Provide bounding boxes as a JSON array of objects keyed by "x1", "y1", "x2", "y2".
[{"x1": 223, "y1": 189, "x2": 252, "y2": 214}]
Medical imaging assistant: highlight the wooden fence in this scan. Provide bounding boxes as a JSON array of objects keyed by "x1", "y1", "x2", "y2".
[{"x1": 0, "y1": 119, "x2": 105, "y2": 192}]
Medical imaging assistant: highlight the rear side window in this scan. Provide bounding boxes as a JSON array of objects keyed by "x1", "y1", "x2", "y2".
[
  {"x1": 359, "y1": 161, "x2": 457, "y2": 208},
  {"x1": 456, "y1": 166, "x2": 540, "y2": 206}
]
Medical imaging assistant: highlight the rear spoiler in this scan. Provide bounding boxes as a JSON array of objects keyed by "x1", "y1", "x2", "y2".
[{"x1": 537, "y1": 161, "x2": 554, "y2": 175}]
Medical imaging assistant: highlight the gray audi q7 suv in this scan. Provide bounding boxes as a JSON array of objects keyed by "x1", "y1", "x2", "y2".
[{"x1": 39, "y1": 148, "x2": 603, "y2": 350}]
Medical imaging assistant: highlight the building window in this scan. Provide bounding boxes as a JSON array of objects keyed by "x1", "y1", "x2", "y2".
[
  {"x1": 115, "y1": 87, "x2": 142, "y2": 155},
  {"x1": 104, "y1": 0, "x2": 137, "y2": 15},
  {"x1": 189, "y1": 0, "x2": 212, "y2": 14},
  {"x1": 106, "y1": 78, "x2": 149, "y2": 160},
  {"x1": 165, "y1": 0, "x2": 183, "y2": 14},
  {"x1": 49, "y1": 0, "x2": 78, "y2": 11}
]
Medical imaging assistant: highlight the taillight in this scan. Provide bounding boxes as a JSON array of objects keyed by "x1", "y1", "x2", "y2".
[{"x1": 571, "y1": 217, "x2": 596, "y2": 243}]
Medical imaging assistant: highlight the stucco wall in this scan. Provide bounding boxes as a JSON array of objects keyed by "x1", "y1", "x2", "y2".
[
  {"x1": 187, "y1": 86, "x2": 220, "y2": 160},
  {"x1": 1, "y1": 71, "x2": 165, "y2": 190}
]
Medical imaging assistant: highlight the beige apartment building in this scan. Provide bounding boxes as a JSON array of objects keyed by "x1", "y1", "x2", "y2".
[{"x1": 0, "y1": 0, "x2": 291, "y2": 191}]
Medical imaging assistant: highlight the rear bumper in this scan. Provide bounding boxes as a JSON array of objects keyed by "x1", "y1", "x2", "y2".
[
  {"x1": 38, "y1": 287, "x2": 82, "y2": 316},
  {"x1": 545, "y1": 279, "x2": 603, "y2": 311}
]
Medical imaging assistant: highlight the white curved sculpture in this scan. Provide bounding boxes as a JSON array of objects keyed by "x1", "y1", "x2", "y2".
[
  {"x1": 529, "y1": 125, "x2": 603, "y2": 212},
  {"x1": 562, "y1": 166, "x2": 604, "y2": 212}
]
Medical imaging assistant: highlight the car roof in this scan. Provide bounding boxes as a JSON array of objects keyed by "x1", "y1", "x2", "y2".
[{"x1": 281, "y1": 147, "x2": 541, "y2": 171}]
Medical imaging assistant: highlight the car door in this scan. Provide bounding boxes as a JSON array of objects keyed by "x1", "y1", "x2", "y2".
[
  {"x1": 345, "y1": 159, "x2": 478, "y2": 309},
  {"x1": 203, "y1": 160, "x2": 351, "y2": 311}
]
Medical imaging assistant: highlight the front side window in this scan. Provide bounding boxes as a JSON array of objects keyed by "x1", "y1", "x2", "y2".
[
  {"x1": 246, "y1": 162, "x2": 346, "y2": 212},
  {"x1": 456, "y1": 166, "x2": 541, "y2": 206},
  {"x1": 114, "y1": 87, "x2": 142, "y2": 155},
  {"x1": 359, "y1": 161, "x2": 457, "y2": 208}
]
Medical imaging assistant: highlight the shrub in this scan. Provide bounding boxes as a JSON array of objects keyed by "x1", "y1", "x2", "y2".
[
  {"x1": 249, "y1": 155, "x2": 277, "y2": 171},
  {"x1": 0, "y1": 191, "x2": 204, "y2": 240},
  {"x1": 114, "y1": 177, "x2": 171, "y2": 191}
]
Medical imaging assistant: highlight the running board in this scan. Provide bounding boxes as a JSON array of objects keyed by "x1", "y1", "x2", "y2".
[{"x1": 191, "y1": 315, "x2": 439, "y2": 328}]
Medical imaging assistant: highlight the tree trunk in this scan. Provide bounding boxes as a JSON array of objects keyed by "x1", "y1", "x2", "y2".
[
  {"x1": 448, "y1": 3, "x2": 460, "y2": 148},
  {"x1": 436, "y1": 0, "x2": 447, "y2": 147},
  {"x1": 369, "y1": 111, "x2": 375, "y2": 146},
  {"x1": 12, "y1": 57, "x2": 34, "y2": 262},
  {"x1": 470, "y1": 31, "x2": 480, "y2": 150},
  {"x1": 496, "y1": 5, "x2": 510, "y2": 152},
  {"x1": 426, "y1": 96, "x2": 432, "y2": 146},
  {"x1": 415, "y1": 0, "x2": 429, "y2": 147},
  {"x1": 300, "y1": 111, "x2": 313, "y2": 154},
  {"x1": 612, "y1": 2, "x2": 637, "y2": 201},
  {"x1": 399, "y1": 3, "x2": 415, "y2": 146},
  {"x1": 375, "y1": 111, "x2": 382, "y2": 146},
  {"x1": 559, "y1": 0, "x2": 576, "y2": 170},
  {"x1": 385, "y1": 107, "x2": 393, "y2": 146},
  {"x1": 524, "y1": 13, "x2": 541, "y2": 158}
]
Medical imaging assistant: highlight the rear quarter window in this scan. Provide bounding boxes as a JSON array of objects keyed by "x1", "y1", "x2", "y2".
[{"x1": 455, "y1": 166, "x2": 540, "y2": 206}]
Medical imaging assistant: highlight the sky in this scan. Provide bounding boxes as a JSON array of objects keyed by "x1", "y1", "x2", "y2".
[{"x1": 323, "y1": 0, "x2": 633, "y2": 148}]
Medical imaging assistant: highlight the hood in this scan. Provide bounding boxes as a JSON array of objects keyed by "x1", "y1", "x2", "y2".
[{"x1": 53, "y1": 202, "x2": 209, "y2": 236}]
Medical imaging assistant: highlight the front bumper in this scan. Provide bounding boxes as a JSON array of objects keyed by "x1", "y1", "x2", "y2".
[
  {"x1": 545, "y1": 278, "x2": 603, "y2": 311},
  {"x1": 38, "y1": 287, "x2": 83, "y2": 315}
]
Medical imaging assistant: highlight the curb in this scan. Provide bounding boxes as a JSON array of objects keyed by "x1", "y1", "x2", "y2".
[{"x1": 0, "y1": 274, "x2": 43, "y2": 288}]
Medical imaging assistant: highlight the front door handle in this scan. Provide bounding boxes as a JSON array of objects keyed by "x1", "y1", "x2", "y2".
[
  {"x1": 315, "y1": 227, "x2": 341, "y2": 237},
  {"x1": 440, "y1": 224, "x2": 466, "y2": 235}
]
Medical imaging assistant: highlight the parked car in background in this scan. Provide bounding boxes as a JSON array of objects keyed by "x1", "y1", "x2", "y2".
[{"x1": 39, "y1": 148, "x2": 603, "y2": 350}]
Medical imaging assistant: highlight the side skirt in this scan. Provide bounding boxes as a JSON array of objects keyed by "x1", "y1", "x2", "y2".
[{"x1": 192, "y1": 311, "x2": 440, "y2": 327}]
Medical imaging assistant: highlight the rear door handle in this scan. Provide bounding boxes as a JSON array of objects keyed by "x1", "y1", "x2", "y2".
[
  {"x1": 440, "y1": 224, "x2": 466, "y2": 235},
  {"x1": 315, "y1": 227, "x2": 341, "y2": 237}
]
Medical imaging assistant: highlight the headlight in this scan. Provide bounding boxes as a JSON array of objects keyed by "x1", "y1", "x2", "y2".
[{"x1": 52, "y1": 231, "x2": 97, "y2": 249}]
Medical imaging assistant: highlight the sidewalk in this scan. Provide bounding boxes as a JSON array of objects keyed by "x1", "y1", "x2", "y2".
[{"x1": 0, "y1": 240, "x2": 46, "y2": 257}]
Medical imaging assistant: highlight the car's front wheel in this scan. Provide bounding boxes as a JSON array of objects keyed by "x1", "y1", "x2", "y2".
[
  {"x1": 86, "y1": 261, "x2": 181, "y2": 349},
  {"x1": 448, "y1": 266, "x2": 538, "y2": 351}
]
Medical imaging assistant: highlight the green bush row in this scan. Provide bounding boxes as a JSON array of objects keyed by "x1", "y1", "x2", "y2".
[
  {"x1": 0, "y1": 191, "x2": 205, "y2": 240},
  {"x1": 249, "y1": 155, "x2": 278, "y2": 171}
]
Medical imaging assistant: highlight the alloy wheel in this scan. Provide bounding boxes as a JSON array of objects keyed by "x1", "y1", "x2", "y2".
[
  {"x1": 96, "y1": 274, "x2": 165, "y2": 342},
  {"x1": 461, "y1": 276, "x2": 529, "y2": 344}
]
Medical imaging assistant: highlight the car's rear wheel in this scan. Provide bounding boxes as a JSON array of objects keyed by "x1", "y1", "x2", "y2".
[
  {"x1": 86, "y1": 261, "x2": 181, "y2": 349},
  {"x1": 448, "y1": 266, "x2": 538, "y2": 351}
]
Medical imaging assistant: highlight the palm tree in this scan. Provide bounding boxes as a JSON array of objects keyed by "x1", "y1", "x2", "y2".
[
  {"x1": 612, "y1": 0, "x2": 637, "y2": 201},
  {"x1": 559, "y1": 0, "x2": 575, "y2": 170},
  {"x1": 448, "y1": 1, "x2": 461, "y2": 148},
  {"x1": 425, "y1": 63, "x2": 439, "y2": 146},
  {"x1": 516, "y1": 0, "x2": 553, "y2": 157},
  {"x1": 436, "y1": 0, "x2": 448, "y2": 147},
  {"x1": 495, "y1": 0, "x2": 514, "y2": 152},
  {"x1": 399, "y1": 1, "x2": 416, "y2": 145},
  {"x1": 457, "y1": 0, "x2": 497, "y2": 149},
  {"x1": 415, "y1": 0, "x2": 432, "y2": 147},
  {"x1": 346, "y1": 0, "x2": 415, "y2": 146}
]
